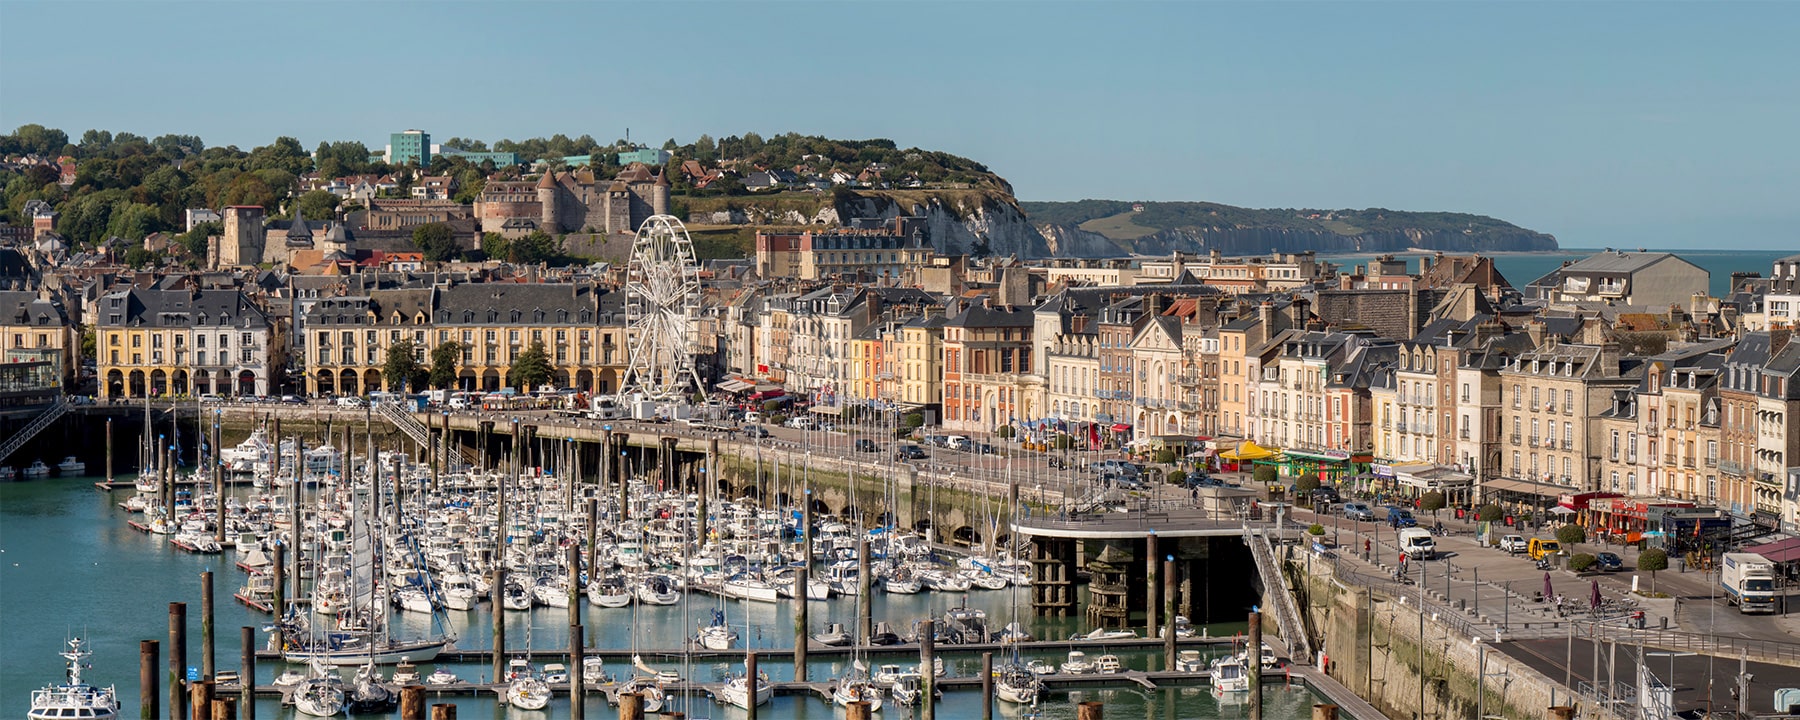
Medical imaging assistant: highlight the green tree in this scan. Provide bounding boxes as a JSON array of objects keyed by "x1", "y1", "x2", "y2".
[
  {"x1": 179, "y1": 221, "x2": 220, "y2": 260},
  {"x1": 1295, "y1": 475, "x2": 1321, "y2": 501},
  {"x1": 480, "y1": 232, "x2": 510, "y2": 260},
  {"x1": 995, "y1": 425, "x2": 1015, "y2": 439},
  {"x1": 79, "y1": 326, "x2": 95, "y2": 364},
  {"x1": 1638, "y1": 548, "x2": 1669, "y2": 594},
  {"x1": 510, "y1": 230, "x2": 561, "y2": 264},
  {"x1": 1153, "y1": 447, "x2": 1178, "y2": 464},
  {"x1": 295, "y1": 190, "x2": 340, "y2": 220},
  {"x1": 1253, "y1": 465, "x2": 1277, "y2": 484},
  {"x1": 122, "y1": 246, "x2": 155, "y2": 268},
  {"x1": 506, "y1": 341, "x2": 552, "y2": 391},
  {"x1": 1166, "y1": 470, "x2": 1187, "y2": 486},
  {"x1": 1568, "y1": 553, "x2": 1597, "y2": 573},
  {"x1": 383, "y1": 340, "x2": 421, "y2": 392},
  {"x1": 411, "y1": 223, "x2": 460, "y2": 262},
  {"x1": 1477, "y1": 504, "x2": 1504, "y2": 522},
  {"x1": 1420, "y1": 491, "x2": 1446, "y2": 518},
  {"x1": 1556, "y1": 523, "x2": 1587, "y2": 549},
  {"x1": 428, "y1": 341, "x2": 461, "y2": 390}
]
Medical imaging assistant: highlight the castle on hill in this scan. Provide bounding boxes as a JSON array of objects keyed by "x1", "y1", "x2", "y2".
[{"x1": 476, "y1": 162, "x2": 669, "y2": 237}]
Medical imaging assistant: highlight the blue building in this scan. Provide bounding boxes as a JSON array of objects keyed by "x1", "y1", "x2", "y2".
[
  {"x1": 388, "y1": 129, "x2": 430, "y2": 166},
  {"x1": 617, "y1": 148, "x2": 671, "y2": 166}
]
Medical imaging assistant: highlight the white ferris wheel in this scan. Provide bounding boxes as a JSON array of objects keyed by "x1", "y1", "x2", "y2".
[{"x1": 620, "y1": 214, "x2": 705, "y2": 402}]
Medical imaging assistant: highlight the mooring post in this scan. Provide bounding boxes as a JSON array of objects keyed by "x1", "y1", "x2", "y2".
[
  {"x1": 106, "y1": 418, "x2": 115, "y2": 483},
  {"x1": 1077, "y1": 700, "x2": 1105, "y2": 719},
  {"x1": 857, "y1": 535, "x2": 872, "y2": 642},
  {"x1": 200, "y1": 571, "x2": 215, "y2": 679},
  {"x1": 429, "y1": 704, "x2": 457, "y2": 720},
  {"x1": 400, "y1": 685, "x2": 425, "y2": 720},
  {"x1": 1164, "y1": 555, "x2": 1177, "y2": 670},
  {"x1": 746, "y1": 651, "x2": 760, "y2": 720},
  {"x1": 846, "y1": 701, "x2": 871, "y2": 720},
  {"x1": 1311, "y1": 704, "x2": 1339, "y2": 720},
  {"x1": 188, "y1": 679, "x2": 212, "y2": 720},
  {"x1": 169, "y1": 602, "x2": 187, "y2": 720},
  {"x1": 617, "y1": 692, "x2": 643, "y2": 720},
  {"x1": 567, "y1": 544, "x2": 583, "y2": 624},
  {"x1": 491, "y1": 563, "x2": 506, "y2": 683},
  {"x1": 586, "y1": 498, "x2": 599, "y2": 579},
  {"x1": 208, "y1": 697, "x2": 235, "y2": 720},
  {"x1": 270, "y1": 543, "x2": 285, "y2": 633},
  {"x1": 569, "y1": 619, "x2": 585, "y2": 720},
  {"x1": 981, "y1": 651, "x2": 994, "y2": 720},
  {"x1": 141, "y1": 640, "x2": 159, "y2": 720},
  {"x1": 794, "y1": 560, "x2": 810, "y2": 681},
  {"x1": 1146, "y1": 530, "x2": 1160, "y2": 639},
  {"x1": 1249, "y1": 611, "x2": 1263, "y2": 720},
  {"x1": 238, "y1": 627, "x2": 254, "y2": 720},
  {"x1": 920, "y1": 618, "x2": 936, "y2": 720}
]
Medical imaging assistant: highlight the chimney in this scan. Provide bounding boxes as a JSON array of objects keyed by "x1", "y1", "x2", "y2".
[
  {"x1": 1475, "y1": 320, "x2": 1503, "y2": 346},
  {"x1": 1526, "y1": 319, "x2": 1545, "y2": 348},
  {"x1": 1774, "y1": 326, "x2": 1793, "y2": 357},
  {"x1": 1146, "y1": 293, "x2": 1163, "y2": 316}
]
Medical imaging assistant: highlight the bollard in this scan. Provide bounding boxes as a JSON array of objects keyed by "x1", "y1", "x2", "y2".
[
  {"x1": 141, "y1": 640, "x2": 160, "y2": 720},
  {"x1": 569, "y1": 621, "x2": 584, "y2": 720},
  {"x1": 1311, "y1": 704, "x2": 1339, "y2": 720},
  {"x1": 1164, "y1": 555, "x2": 1177, "y2": 671},
  {"x1": 981, "y1": 651, "x2": 994, "y2": 720},
  {"x1": 920, "y1": 618, "x2": 936, "y2": 720},
  {"x1": 846, "y1": 700, "x2": 873, "y2": 720},
  {"x1": 169, "y1": 603, "x2": 187, "y2": 720},
  {"x1": 429, "y1": 704, "x2": 457, "y2": 720},
  {"x1": 201, "y1": 571, "x2": 215, "y2": 679},
  {"x1": 617, "y1": 692, "x2": 644, "y2": 720},
  {"x1": 1077, "y1": 700, "x2": 1105, "y2": 719},
  {"x1": 209, "y1": 698, "x2": 235, "y2": 720},
  {"x1": 238, "y1": 627, "x2": 255, "y2": 720},
  {"x1": 189, "y1": 679, "x2": 212, "y2": 720},
  {"x1": 400, "y1": 686, "x2": 425, "y2": 720},
  {"x1": 746, "y1": 652, "x2": 759, "y2": 720}
]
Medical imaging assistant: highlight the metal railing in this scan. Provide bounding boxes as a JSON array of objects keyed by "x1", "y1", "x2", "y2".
[{"x1": 0, "y1": 396, "x2": 68, "y2": 464}]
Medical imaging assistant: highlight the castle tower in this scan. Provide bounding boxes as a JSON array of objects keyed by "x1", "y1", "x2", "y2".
[
  {"x1": 220, "y1": 205, "x2": 265, "y2": 267},
  {"x1": 651, "y1": 169, "x2": 670, "y2": 217},
  {"x1": 537, "y1": 170, "x2": 559, "y2": 233}
]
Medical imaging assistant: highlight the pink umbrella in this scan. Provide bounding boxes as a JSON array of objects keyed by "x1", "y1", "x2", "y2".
[
  {"x1": 1543, "y1": 571, "x2": 1553, "y2": 602},
  {"x1": 1591, "y1": 579, "x2": 1602, "y2": 610}
]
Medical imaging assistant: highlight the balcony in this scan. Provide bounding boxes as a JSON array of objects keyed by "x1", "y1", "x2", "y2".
[
  {"x1": 1510, "y1": 434, "x2": 1521, "y2": 446},
  {"x1": 1396, "y1": 422, "x2": 1409, "y2": 433},
  {"x1": 1706, "y1": 457, "x2": 1717, "y2": 468},
  {"x1": 1177, "y1": 372, "x2": 1200, "y2": 386},
  {"x1": 1720, "y1": 460, "x2": 1743, "y2": 475},
  {"x1": 1459, "y1": 429, "x2": 1470, "y2": 440},
  {"x1": 1683, "y1": 458, "x2": 1696, "y2": 469},
  {"x1": 1177, "y1": 401, "x2": 1198, "y2": 412},
  {"x1": 1560, "y1": 440, "x2": 1572, "y2": 451},
  {"x1": 1529, "y1": 435, "x2": 1540, "y2": 447},
  {"x1": 1664, "y1": 454, "x2": 1676, "y2": 466}
]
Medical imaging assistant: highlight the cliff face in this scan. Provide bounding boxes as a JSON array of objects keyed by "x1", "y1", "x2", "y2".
[
  {"x1": 833, "y1": 191, "x2": 1052, "y2": 258},
  {"x1": 1038, "y1": 224, "x2": 1563, "y2": 257}
]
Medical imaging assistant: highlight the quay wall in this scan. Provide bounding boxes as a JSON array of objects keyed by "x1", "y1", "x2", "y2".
[{"x1": 1295, "y1": 553, "x2": 1575, "y2": 720}]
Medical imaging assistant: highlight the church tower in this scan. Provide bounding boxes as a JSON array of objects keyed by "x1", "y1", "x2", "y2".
[
  {"x1": 651, "y1": 169, "x2": 670, "y2": 216},
  {"x1": 537, "y1": 170, "x2": 559, "y2": 233}
]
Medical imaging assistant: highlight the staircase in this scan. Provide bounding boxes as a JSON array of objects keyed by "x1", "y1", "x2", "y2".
[
  {"x1": 1070, "y1": 487, "x2": 1123, "y2": 514},
  {"x1": 374, "y1": 402, "x2": 474, "y2": 469},
  {"x1": 0, "y1": 397, "x2": 70, "y2": 464},
  {"x1": 1244, "y1": 528, "x2": 1315, "y2": 663}
]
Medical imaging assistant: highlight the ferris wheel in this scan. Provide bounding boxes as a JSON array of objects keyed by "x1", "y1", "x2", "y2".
[{"x1": 620, "y1": 214, "x2": 704, "y2": 402}]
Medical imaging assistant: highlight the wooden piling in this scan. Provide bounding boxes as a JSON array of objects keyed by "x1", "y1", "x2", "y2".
[
  {"x1": 429, "y1": 704, "x2": 457, "y2": 720},
  {"x1": 1077, "y1": 700, "x2": 1105, "y2": 719},
  {"x1": 1547, "y1": 708, "x2": 1575, "y2": 720},
  {"x1": 567, "y1": 544, "x2": 583, "y2": 623},
  {"x1": 617, "y1": 692, "x2": 644, "y2": 720},
  {"x1": 794, "y1": 561, "x2": 809, "y2": 681},
  {"x1": 238, "y1": 627, "x2": 254, "y2": 720},
  {"x1": 270, "y1": 543, "x2": 285, "y2": 632},
  {"x1": 1146, "y1": 531, "x2": 1159, "y2": 639},
  {"x1": 1249, "y1": 611, "x2": 1263, "y2": 720},
  {"x1": 920, "y1": 618, "x2": 936, "y2": 720},
  {"x1": 857, "y1": 536, "x2": 872, "y2": 641},
  {"x1": 585, "y1": 498, "x2": 599, "y2": 579},
  {"x1": 1164, "y1": 555, "x2": 1177, "y2": 671},
  {"x1": 169, "y1": 602, "x2": 187, "y2": 720},
  {"x1": 981, "y1": 651, "x2": 994, "y2": 720},
  {"x1": 491, "y1": 563, "x2": 506, "y2": 683},
  {"x1": 140, "y1": 640, "x2": 159, "y2": 720},
  {"x1": 208, "y1": 697, "x2": 234, "y2": 720},
  {"x1": 399, "y1": 686, "x2": 425, "y2": 720},
  {"x1": 106, "y1": 418, "x2": 114, "y2": 483},
  {"x1": 1311, "y1": 704, "x2": 1339, "y2": 720},
  {"x1": 846, "y1": 701, "x2": 872, "y2": 720},
  {"x1": 200, "y1": 571, "x2": 215, "y2": 679},
  {"x1": 213, "y1": 414, "x2": 225, "y2": 543},
  {"x1": 188, "y1": 679, "x2": 212, "y2": 720},
  {"x1": 569, "y1": 621, "x2": 584, "y2": 720},
  {"x1": 746, "y1": 651, "x2": 759, "y2": 720}
]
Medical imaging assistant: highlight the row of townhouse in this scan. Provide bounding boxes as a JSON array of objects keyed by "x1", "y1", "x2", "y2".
[{"x1": 96, "y1": 287, "x2": 279, "y2": 398}]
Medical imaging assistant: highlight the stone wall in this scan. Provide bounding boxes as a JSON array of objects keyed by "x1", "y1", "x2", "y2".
[{"x1": 1297, "y1": 557, "x2": 1576, "y2": 720}]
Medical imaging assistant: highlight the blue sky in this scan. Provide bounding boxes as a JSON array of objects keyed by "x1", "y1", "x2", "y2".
[{"x1": 3, "y1": 2, "x2": 1796, "y2": 250}]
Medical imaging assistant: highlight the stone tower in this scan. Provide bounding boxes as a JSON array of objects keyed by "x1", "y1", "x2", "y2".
[
  {"x1": 606, "y1": 182, "x2": 631, "y2": 234},
  {"x1": 652, "y1": 169, "x2": 670, "y2": 217},
  {"x1": 537, "y1": 170, "x2": 559, "y2": 233},
  {"x1": 220, "y1": 206, "x2": 265, "y2": 267}
]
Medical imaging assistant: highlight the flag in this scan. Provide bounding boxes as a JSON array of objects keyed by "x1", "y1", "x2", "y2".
[{"x1": 1088, "y1": 423, "x2": 1100, "y2": 448}]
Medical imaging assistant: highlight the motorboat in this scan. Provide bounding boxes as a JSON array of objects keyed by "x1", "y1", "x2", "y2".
[
  {"x1": 872, "y1": 664, "x2": 907, "y2": 688},
  {"x1": 889, "y1": 671, "x2": 929, "y2": 707},
  {"x1": 1210, "y1": 653, "x2": 1250, "y2": 694},
  {"x1": 504, "y1": 659, "x2": 551, "y2": 710},
  {"x1": 542, "y1": 664, "x2": 569, "y2": 684},
  {"x1": 1059, "y1": 650, "x2": 1095, "y2": 675},
  {"x1": 1095, "y1": 654, "x2": 1123, "y2": 674},
  {"x1": 922, "y1": 569, "x2": 971, "y2": 593},
  {"x1": 501, "y1": 580, "x2": 533, "y2": 611},
  {"x1": 992, "y1": 621, "x2": 1033, "y2": 644},
  {"x1": 634, "y1": 573, "x2": 681, "y2": 605},
  {"x1": 994, "y1": 662, "x2": 1042, "y2": 704},
  {"x1": 23, "y1": 460, "x2": 51, "y2": 479},
  {"x1": 867, "y1": 621, "x2": 901, "y2": 646},
  {"x1": 1255, "y1": 642, "x2": 1280, "y2": 670},
  {"x1": 1025, "y1": 659, "x2": 1056, "y2": 676},
  {"x1": 389, "y1": 661, "x2": 421, "y2": 686},
  {"x1": 812, "y1": 622, "x2": 853, "y2": 647},
  {"x1": 940, "y1": 605, "x2": 988, "y2": 644},
  {"x1": 0, "y1": 466, "x2": 16, "y2": 482},
  {"x1": 1161, "y1": 615, "x2": 1197, "y2": 639},
  {"x1": 582, "y1": 657, "x2": 613, "y2": 687},
  {"x1": 424, "y1": 668, "x2": 462, "y2": 686},
  {"x1": 292, "y1": 659, "x2": 347, "y2": 717},
  {"x1": 57, "y1": 456, "x2": 87, "y2": 476},
  {"x1": 587, "y1": 573, "x2": 632, "y2": 608},
  {"x1": 28, "y1": 638, "x2": 119, "y2": 720},
  {"x1": 1072, "y1": 627, "x2": 1138, "y2": 641},
  {"x1": 394, "y1": 587, "x2": 435, "y2": 614},
  {"x1": 1174, "y1": 650, "x2": 1206, "y2": 673},
  {"x1": 440, "y1": 574, "x2": 478, "y2": 611},
  {"x1": 721, "y1": 574, "x2": 781, "y2": 603},
  {"x1": 618, "y1": 676, "x2": 665, "y2": 712},
  {"x1": 272, "y1": 669, "x2": 307, "y2": 687},
  {"x1": 718, "y1": 670, "x2": 772, "y2": 709},
  {"x1": 171, "y1": 532, "x2": 223, "y2": 554}
]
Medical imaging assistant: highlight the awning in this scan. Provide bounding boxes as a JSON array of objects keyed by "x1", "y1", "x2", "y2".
[
  {"x1": 1286, "y1": 448, "x2": 1352, "y2": 462},
  {"x1": 1110, "y1": 423, "x2": 1132, "y2": 432},
  {"x1": 716, "y1": 379, "x2": 754, "y2": 392},
  {"x1": 1481, "y1": 477, "x2": 1567, "y2": 499},
  {"x1": 1745, "y1": 537, "x2": 1800, "y2": 564},
  {"x1": 810, "y1": 405, "x2": 844, "y2": 416},
  {"x1": 1220, "y1": 441, "x2": 1276, "y2": 461}
]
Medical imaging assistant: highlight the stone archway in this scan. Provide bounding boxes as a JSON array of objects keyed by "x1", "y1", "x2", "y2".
[
  {"x1": 150, "y1": 369, "x2": 167, "y2": 397},
  {"x1": 363, "y1": 369, "x2": 382, "y2": 394},
  {"x1": 481, "y1": 370, "x2": 500, "y2": 392},
  {"x1": 458, "y1": 369, "x2": 477, "y2": 392},
  {"x1": 107, "y1": 370, "x2": 125, "y2": 398},
  {"x1": 340, "y1": 369, "x2": 359, "y2": 396},
  {"x1": 315, "y1": 370, "x2": 335, "y2": 396},
  {"x1": 576, "y1": 369, "x2": 594, "y2": 394},
  {"x1": 129, "y1": 370, "x2": 145, "y2": 397},
  {"x1": 193, "y1": 369, "x2": 211, "y2": 396},
  {"x1": 172, "y1": 369, "x2": 188, "y2": 396},
  {"x1": 239, "y1": 371, "x2": 257, "y2": 397}
]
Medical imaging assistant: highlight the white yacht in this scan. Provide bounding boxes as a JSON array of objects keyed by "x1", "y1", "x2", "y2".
[
  {"x1": 1175, "y1": 649, "x2": 1207, "y2": 673},
  {"x1": 29, "y1": 638, "x2": 119, "y2": 720},
  {"x1": 587, "y1": 573, "x2": 632, "y2": 608},
  {"x1": 292, "y1": 659, "x2": 347, "y2": 717},
  {"x1": 0, "y1": 466, "x2": 17, "y2": 482},
  {"x1": 57, "y1": 456, "x2": 87, "y2": 476},
  {"x1": 994, "y1": 662, "x2": 1042, "y2": 705},
  {"x1": 504, "y1": 659, "x2": 551, "y2": 710},
  {"x1": 23, "y1": 460, "x2": 51, "y2": 479},
  {"x1": 634, "y1": 573, "x2": 681, "y2": 605},
  {"x1": 1059, "y1": 650, "x2": 1095, "y2": 675},
  {"x1": 1210, "y1": 653, "x2": 1250, "y2": 695},
  {"x1": 718, "y1": 670, "x2": 772, "y2": 709}
]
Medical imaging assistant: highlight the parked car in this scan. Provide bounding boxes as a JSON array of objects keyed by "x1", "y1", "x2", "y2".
[
  {"x1": 895, "y1": 444, "x2": 928, "y2": 460},
  {"x1": 198, "y1": 394, "x2": 224, "y2": 404},
  {"x1": 1498, "y1": 534, "x2": 1528, "y2": 554},
  {"x1": 1091, "y1": 459, "x2": 1143, "y2": 477},
  {"x1": 1310, "y1": 486, "x2": 1341, "y2": 504},
  {"x1": 786, "y1": 416, "x2": 816, "y2": 430},
  {"x1": 1595, "y1": 552, "x2": 1624, "y2": 572},
  {"x1": 1386, "y1": 507, "x2": 1418, "y2": 529},
  {"x1": 924, "y1": 435, "x2": 951, "y2": 448},
  {"x1": 741, "y1": 425, "x2": 770, "y2": 439},
  {"x1": 1341, "y1": 502, "x2": 1377, "y2": 521},
  {"x1": 972, "y1": 442, "x2": 997, "y2": 455},
  {"x1": 854, "y1": 438, "x2": 880, "y2": 453},
  {"x1": 336, "y1": 396, "x2": 365, "y2": 409},
  {"x1": 280, "y1": 395, "x2": 305, "y2": 405},
  {"x1": 946, "y1": 435, "x2": 971, "y2": 451},
  {"x1": 744, "y1": 411, "x2": 762, "y2": 424}
]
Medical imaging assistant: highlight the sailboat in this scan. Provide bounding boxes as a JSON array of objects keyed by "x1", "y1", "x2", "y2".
[
  {"x1": 718, "y1": 664, "x2": 772, "y2": 709},
  {"x1": 291, "y1": 658, "x2": 347, "y2": 717},
  {"x1": 830, "y1": 660, "x2": 884, "y2": 712},
  {"x1": 504, "y1": 658, "x2": 552, "y2": 710},
  {"x1": 346, "y1": 661, "x2": 395, "y2": 713},
  {"x1": 694, "y1": 608, "x2": 739, "y2": 650}
]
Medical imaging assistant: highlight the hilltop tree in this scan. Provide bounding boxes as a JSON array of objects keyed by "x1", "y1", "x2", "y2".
[
  {"x1": 411, "y1": 223, "x2": 460, "y2": 262},
  {"x1": 507, "y1": 341, "x2": 553, "y2": 391},
  {"x1": 295, "y1": 190, "x2": 340, "y2": 221},
  {"x1": 428, "y1": 341, "x2": 461, "y2": 390}
]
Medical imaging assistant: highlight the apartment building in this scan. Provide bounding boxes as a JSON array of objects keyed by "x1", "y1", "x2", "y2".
[{"x1": 98, "y1": 288, "x2": 276, "y2": 398}]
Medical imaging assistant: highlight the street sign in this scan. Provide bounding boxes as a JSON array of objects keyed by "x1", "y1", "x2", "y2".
[{"x1": 187, "y1": 667, "x2": 199, "y2": 682}]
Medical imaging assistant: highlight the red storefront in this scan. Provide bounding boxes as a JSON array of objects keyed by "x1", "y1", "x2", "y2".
[
  {"x1": 1557, "y1": 491, "x2": 1623, "y2": 529},
  {"x1": 1590, "y1": 497, "x2": 1696, "y2": 544}
]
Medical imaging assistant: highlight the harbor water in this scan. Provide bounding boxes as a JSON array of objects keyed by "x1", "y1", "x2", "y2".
[{"x1": 2, "y1": 476, "x2": 1343, "y2": 718}]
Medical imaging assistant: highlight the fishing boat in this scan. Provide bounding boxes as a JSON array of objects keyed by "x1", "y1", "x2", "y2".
[
  {"x1": 57, "y1": 456, "x2": 87, "y2": 476},
  {"x1": 503, "y1": 658, "x2": 551, "y2": 710},
  {"x1": 812, "y1": 621, "x2": 853, "y2": 647},
  {"x1": 291, "y1": 659, "x2": 347, "y2": 717},
  {"x1": 28, "y1": 638, "x2": 119, "y2": 720},
  {"x1": 1059, "y1": 650, "x2": 1095, "y2": 675},
  {"x1": 23, "y1": 459, "x2": 51, "y2": 479},
  {"x1": 994, "y1": 661, "x2": 1042, "y2": 705},
  {"x1": 1210, "y1": 652, "x2": 1251, "y2": 694},
  {"x1": 718, "y1": 668, "x2": 772, "y2": 709},
  {"x1": 1174, "y1": 650, "x2": 1206, "y2": 673}
]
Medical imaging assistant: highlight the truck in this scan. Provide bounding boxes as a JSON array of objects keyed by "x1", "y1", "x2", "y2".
[
  {"x1": 1398, "y1": 527, "x2": 1437, "y2": 561},
  {"x1": 1721, "y1": 552, "x2": 1778, "y2": 614}
]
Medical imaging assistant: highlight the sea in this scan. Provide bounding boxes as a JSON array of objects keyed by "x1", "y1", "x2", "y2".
[
  {"x1": 0, "y1": 477, "x2": 1339, "y2": 719},
  {"x1": 1321, "y1": 248, "x2": 1792, "y2": 299}
]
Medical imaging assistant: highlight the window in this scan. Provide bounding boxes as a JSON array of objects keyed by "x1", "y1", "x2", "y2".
[
  {"x1": 197, "y1": 351, "x2": 206, "y2": 366},
  {"x1": 1462, "y1": 383, "x2": 1470, "y2": 403},
  {"x1": 196, "y1": 335, "x2": 207, "y2": 348},
  {"x1": 219, "y1": 334, "x2": 229, "y2": 348}
]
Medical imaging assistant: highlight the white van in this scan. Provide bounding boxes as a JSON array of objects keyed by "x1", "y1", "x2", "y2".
[
  {"x1": 336, "y1": 396, "x2": 365, "y2": 409},
  {"x1": 1398, "y1": 528, "x2": 1436, "y2": 561},
  {"x1": 946, "y1": 435, "x2": 971, "y2": 451},
  {"x1": 743, "y1": 411, "x2": 762, "y2": 425}
]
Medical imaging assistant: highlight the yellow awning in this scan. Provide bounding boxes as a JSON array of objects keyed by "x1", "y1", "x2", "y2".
[{"x1": 1220, "y1": 441, "x2": 1276, "y2": 461}]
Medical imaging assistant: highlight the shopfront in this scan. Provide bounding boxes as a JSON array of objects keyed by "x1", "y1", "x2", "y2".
[
  {"x1": 1282, "y1": 449, "x2": 1355, "y2": 484},
  {"x1": 1644, "y1": 507, "x2": 1733, "y2": 555},
  {"x1": 1478, "y1": 477, "x2": 1569, "y2": 530},
  {"x1": 1393, "y1": 463, "x2": 1476, "y2": 507},
  {"x1": 1555, "y1": 491, "x2": 1623, "y2": 530}
]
